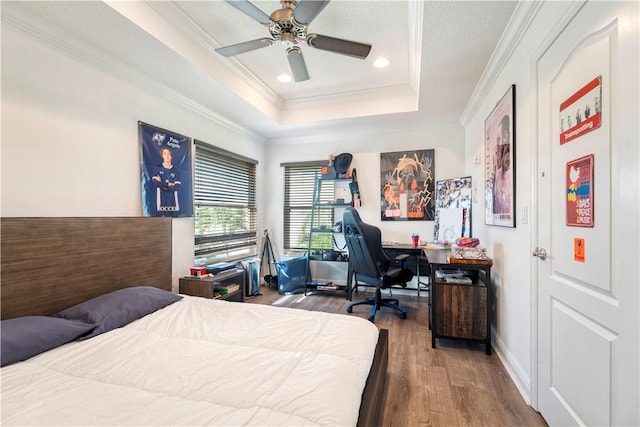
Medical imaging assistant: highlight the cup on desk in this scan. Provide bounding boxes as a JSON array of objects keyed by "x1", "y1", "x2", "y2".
[{"x1": 411, "y1": 234, "x2": 419, "y2": 247}]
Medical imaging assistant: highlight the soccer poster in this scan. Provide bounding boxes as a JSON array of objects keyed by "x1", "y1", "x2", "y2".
[
  {"x1": 566, "y1": 154, "x2": 594, "y2": 227},
  {"x1": 139, "y1": 121, "x2": 193, "y2": 217}
]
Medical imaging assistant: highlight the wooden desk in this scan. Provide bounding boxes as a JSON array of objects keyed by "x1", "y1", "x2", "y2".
[
  {"x1": 381, "y1": 243, "x2": 429, "y2": 296},
  {"x1": 426, "y1": 250, "x2": 492, "y2": 355},
  {"x1": 346, "y1": 243, "x2": 429, "y2": 301}
]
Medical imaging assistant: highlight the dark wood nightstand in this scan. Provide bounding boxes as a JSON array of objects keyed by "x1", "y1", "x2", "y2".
[
  {"x1": 426, "y1": 250, "x2": 493, "y2": 354},
  {"x1": 179, "y1": 268, "x2": 245, "y2": 302}
]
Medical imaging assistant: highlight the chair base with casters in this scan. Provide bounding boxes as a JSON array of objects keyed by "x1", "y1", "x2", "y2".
[
  {"x1": 347, "y1": 286, "x2": 407, "y2": 322},
  {"x1": 347, "y1": 258, "x2": 411, "y2": 322}
]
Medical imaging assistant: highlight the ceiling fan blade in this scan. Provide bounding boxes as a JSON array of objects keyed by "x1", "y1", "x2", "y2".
[
  {"x1": 307, "y1": 34, "x2": 371, "y2": 59},
  {"x1": 286, "y1": 47, "x2": 309, "y2": 82},
  {"x1": 215, "y1": 38, "x2": 274, "y2": 57},
  {"x1": 293, "y1": 0, "x2": 331, "y2": 25},
  {"x1": 224, "y1": 0, "x2": 274, "y2": 26}
]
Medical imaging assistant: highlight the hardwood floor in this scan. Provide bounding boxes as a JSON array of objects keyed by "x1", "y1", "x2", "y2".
[{"x1": 246, "y1": 286, "x2": 547, "y2": 427}]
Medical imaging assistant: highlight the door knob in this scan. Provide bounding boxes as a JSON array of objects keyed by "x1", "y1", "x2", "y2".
[{"x1": 532, "y1": 247, "x2": 547, "y2": 260}]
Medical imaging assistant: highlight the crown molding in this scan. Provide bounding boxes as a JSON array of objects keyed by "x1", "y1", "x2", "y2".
[
  {"x1": 408, "y1": 0, "x2": 425, "y2": 92},
  {"x1": 281, "y1": 83, "x2": 418, "y2": 124},
  {"x1": 459, "y1": 1, "x2": 543, "y2": 126},
  {"x1": 104, "y1": 1, "x2": 281, "y2": 121},
  {"x1": 144, "y1": 1, "x2": 283, "y2": 109},
  {"x1": 267, "y1": 119, "x2": 462, "y2": 146},
  {"x1": 1, "y1": 3, "x2": 264, "y2": 142},
  {"x1": 142, "y1": 0, "x2": 422, "y2": 127}
]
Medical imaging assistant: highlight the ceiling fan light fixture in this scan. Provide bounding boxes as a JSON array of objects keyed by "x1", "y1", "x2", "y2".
[
  {"x1": 373, "y1": 57, "x2": 390, "y2": 68},
  {"x1": 280, "y1": 32, "x2": 295, "y2": 49},
  {"x1": 218, "y1": 0, "x2": 372, "y2": 82}
]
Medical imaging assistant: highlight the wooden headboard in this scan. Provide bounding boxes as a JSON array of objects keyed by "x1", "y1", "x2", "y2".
[{"x1": 1, "y1": 217, "x2": 172, "y2": 320}]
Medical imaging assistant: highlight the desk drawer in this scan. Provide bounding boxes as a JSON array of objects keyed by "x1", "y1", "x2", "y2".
[{"x1": 433, "y1": 281, "x2": 487, "y2": 340}]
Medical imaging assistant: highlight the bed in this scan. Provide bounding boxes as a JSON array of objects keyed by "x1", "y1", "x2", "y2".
[{"x1": 0, "y1": 217, "x2": 388, "y2": 426}]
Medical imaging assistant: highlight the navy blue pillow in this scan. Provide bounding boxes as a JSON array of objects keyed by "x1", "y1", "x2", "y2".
[
  {"x1": 1, "y1": 316, "x2": 96, "y2": 367},
  {"x1": 52, "y1": 286, "x2": 182, "y2": 339}
]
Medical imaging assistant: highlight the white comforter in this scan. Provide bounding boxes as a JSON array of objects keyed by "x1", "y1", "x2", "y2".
[{"x1": 1, "y1": 295, "x2": 380, "y2": 426}]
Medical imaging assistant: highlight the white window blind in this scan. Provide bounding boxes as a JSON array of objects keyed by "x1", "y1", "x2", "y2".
[
  {"x1": 194, "y1": 141, "x2": 257, "y2": 263},
  {"x1": 283, "y1": 162, "x2": 335, "y2": 251}
]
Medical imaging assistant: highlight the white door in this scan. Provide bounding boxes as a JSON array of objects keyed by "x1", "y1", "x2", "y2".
[{"x1": 536, "y1": 2, "x2": 639, "y2": 426}]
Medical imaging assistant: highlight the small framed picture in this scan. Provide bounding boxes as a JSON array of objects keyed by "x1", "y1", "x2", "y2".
[{"x1": 566, "y1": 154, "x2": 594, "y2": 227}]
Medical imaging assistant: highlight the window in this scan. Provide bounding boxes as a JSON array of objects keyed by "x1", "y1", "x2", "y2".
[
  {"x1": 194, "y1": 141, "x2": 257, "y2": 263},
  {"x1": 283, "y1": 161, "x2": 335, "y2": 251}
]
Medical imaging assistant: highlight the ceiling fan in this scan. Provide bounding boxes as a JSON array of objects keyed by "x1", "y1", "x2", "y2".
[{"x1": 215, "y1": 0, "x2": 372, "y2": 82}]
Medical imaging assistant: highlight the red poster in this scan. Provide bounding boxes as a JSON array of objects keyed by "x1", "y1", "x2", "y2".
[
  {"x1": 559, "y1": 76, "x2": 602, "y2": 144},
  {"x1": 566, "y1": 155, "x2": 594, "y2": 227}
]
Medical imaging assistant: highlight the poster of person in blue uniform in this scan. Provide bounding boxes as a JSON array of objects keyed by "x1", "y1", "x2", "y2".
[{"x1": 139, "y1": 121, "x2": 193, "y2": 217}]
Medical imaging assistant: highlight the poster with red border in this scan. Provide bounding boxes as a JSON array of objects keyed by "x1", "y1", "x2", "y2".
[
  {"x1": 566, "y1": 154, "x2": 594, "y2": 227},
  {"x1": 559, "y1": 76, "x2": 602, "y2": 144}
]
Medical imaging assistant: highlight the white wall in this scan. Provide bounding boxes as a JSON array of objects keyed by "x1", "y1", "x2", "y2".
[
  {"x1": 1, "y1": 25, "x2": 267, "y2": 290},
  {"x1": 1, "y1": 1, "x2": 542, "y2": 407},
  {"x1": 1, "y1": 11, "x2": 467, "y2": 290},
  {"x1": 460, "y1": 1, "x2": 613, "y2": 405},
  {"x1": 262, "y1": 125, "x2": 466, "y2": 285},
  {"x1": 264, "y1": 125, "x2": 467, "y2": 256}
]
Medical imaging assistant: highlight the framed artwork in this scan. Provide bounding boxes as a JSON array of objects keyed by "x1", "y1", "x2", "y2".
[
  {"x1": 559, "y1": 76, "x2": 602, "y2": 145},
  {"x1": 485, "y1": 85, "x2": 516, "y2": 227},
  {"x1": 139, "y1": 121, "x2": 193, "y2": 218},
  {"x1": 380, "y1": 149, "x2": 435, "y2": 221},
  {"x1": 434, "y1": 176, "x2": 472, "y2": 242},
  {"x1": 566, "y1": 154, "x2": 594, "y2": 227}
]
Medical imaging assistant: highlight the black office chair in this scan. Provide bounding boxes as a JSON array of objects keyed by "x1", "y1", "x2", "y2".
[{"x1": 343, "y1": 208, "x2": 413, "y2": 322}]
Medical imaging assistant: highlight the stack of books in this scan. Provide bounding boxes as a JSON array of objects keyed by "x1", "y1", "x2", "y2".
[
  {"x1": 316, "y1": 284, "x2": 340, "y2": 291},
  {"x1": 444, "y1": 276, "x2": 472, "y2": 284},
  {"x1": 424, "y1": 241, "x2": 451, "y2": 250},
  {"x1": 184, "y1": 273, "x2": 213, "y2": 279},
  {"x1": 212, "y1": 283, "x2": 240, "y2": 296},
  {"x1": 435, "y1": 270, "x2": 472, "y2": 284}
]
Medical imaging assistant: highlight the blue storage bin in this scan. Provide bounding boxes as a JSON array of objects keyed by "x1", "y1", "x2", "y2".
[{"x1": 275, "y1": 256, "x2": 307, "y2": 295}]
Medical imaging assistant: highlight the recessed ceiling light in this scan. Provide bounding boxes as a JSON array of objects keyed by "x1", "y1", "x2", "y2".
[
  {"x1": 373, "y1": 57, "x2": 390, "y2": 69},
  {"x1": 277, "y1": 74, "x2": 292, "y2": 83}
]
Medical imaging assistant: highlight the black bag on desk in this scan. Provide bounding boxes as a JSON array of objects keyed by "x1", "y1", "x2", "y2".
[{"x1": 275, "y1": 256, "x2": 307, "y2": 295}]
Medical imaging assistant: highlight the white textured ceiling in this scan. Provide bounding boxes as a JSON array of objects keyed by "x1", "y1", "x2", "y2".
[
  {"x1": 172, "y1": 1, "x2": 412, "y2": 98},
  {"x1": 2, "y1": 0, "x2": 517, "y2": 140}
]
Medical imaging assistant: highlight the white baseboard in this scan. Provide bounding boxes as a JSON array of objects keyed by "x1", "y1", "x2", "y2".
[{"x1": 492, "y1": 327, "x2": 533, "y2": 406}]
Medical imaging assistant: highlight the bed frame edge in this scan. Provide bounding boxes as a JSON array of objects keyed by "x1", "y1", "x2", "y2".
[{"x1": 357, "y1": 327, "x2": 389, "y2": 427}]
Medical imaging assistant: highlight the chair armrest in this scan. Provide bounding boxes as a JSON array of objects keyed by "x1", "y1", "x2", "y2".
[{"x1": 394, "y1": 254, "x2": 410, "y2": 262}]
